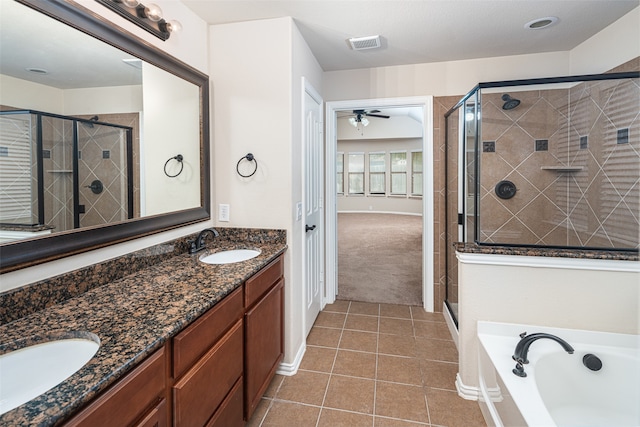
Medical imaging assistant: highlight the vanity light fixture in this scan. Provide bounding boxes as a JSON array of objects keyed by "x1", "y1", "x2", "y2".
[{"x1": 96, "y1": 0, "x2": 182, "y2": 41}]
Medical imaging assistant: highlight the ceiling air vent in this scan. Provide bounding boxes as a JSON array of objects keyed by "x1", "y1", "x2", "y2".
[{"x1": 348, "y1": 35, "x2": 381, "y2": 51}]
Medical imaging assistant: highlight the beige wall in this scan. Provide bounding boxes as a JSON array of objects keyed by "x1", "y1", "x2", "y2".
[
  {"x1": 210, "y1": 17, "x2": 323, "y2": 369},
  {"x1": 457, "y1": 255, "x2": 640, "y2": 390}
]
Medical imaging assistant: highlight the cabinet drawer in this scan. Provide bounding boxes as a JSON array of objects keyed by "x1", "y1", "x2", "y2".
[
  {"x1": 173, "y1": 286, "x2": 243, "y2": 378},
  {"x1": 206, "y1": 377, "x2": 244, "y2": 427},
  {"x1": 173, "y1": 320, "x2": 243, "y2": 427},
  {"x1": 65, "y1": 347, "x2": 165, "y2": 427},
  {"x1": 245, "y1": 255, "x2": 283, "y2": 307},
  {"x1": 133, "y1": 398, "x2": 167, "y2": 427}
]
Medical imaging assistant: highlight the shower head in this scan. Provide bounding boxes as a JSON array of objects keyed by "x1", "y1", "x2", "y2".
[
  {"x1": 81, "y1": 115, "x2": 100, "y2": 128},
  {"x1": 501, "y1": 94, "x2": 520, "y2": 110}
]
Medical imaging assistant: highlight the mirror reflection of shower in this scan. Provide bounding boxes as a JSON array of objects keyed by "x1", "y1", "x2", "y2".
[{"x1": 0, "y1": 110, "x2": 134, "y2": 242}]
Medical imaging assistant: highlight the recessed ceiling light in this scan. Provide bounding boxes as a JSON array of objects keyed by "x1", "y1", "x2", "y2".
[
  {"x1": 26, "y1": 67, "x2": 48, "y2": 74},
  {"x1": 524, "y1": 16, "x2": 559, "y2": 30}
]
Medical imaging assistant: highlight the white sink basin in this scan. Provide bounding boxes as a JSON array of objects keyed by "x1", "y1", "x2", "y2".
[
  {"x1": 0, "y1": 336, "x2": 100, "y2": 415},
  {"x1": 199, "y1": 249, "x2": 261, "y2": 264}
]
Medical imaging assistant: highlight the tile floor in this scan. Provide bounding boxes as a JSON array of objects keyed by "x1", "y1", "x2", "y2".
[{"x1": 247, "y1": 300, "x2": 486, "y2": 427}]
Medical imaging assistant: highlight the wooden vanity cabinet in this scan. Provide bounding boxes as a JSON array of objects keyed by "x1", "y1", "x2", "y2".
[
  {"x1": 64, "y1": 346, "x2": 167, "y2": 427},
  {"x1": 171, "y1": 286, "x2": 244, "y2": 427},
  {"x1": 244, "y1": 255, "x2": 284, "y2": 420}
]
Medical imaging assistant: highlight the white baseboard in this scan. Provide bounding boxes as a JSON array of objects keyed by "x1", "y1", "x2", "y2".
[
  {"x1": 276, "y1": 342, "x2": 306, "y2": 376},
  {"x1": 455, "y1": 373, "x2": 480, "y2": 401}
]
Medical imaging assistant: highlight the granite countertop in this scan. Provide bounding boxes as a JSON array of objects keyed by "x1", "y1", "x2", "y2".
[
  {"x1": 454, "y1": 242, "x2": 639, "y2": 261},
  {"x1": 0, "y1": 235, "x2": 287, "y2": 426}
]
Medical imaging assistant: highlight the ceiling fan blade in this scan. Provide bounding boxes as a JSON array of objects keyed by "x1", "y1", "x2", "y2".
[{"x1": 365, "y1": 113, "x2": 390, "y2": 118}]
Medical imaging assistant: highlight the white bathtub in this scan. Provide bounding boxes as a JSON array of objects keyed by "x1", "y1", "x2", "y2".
[{"x1": 477, "y1": 321, "x2": 640, "y2": 427}]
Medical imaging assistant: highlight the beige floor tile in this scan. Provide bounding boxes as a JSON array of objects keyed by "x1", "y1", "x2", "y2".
[
  {"x1": 380, "y1": 303, "x2": 412, "y2": 319},
  {"x1": 420, "y1": 360, "x2": 458, "y2": 390},
  {"x1": 315, "y1": 311, "x2": 347, "y2": 328},
  {"x1": 376, "y1": 355, "x2": 423, "y2": 385},
  {"x1": 426, "y1": 388, "x2": 486, "y2": 427},
  {"x1": 263, "y1": 374, "x2": 284, "y2": 398},
  {"x1": 324, "y1": 375, "x2": 375, "y2": 414},
  {"x1": 375, "y1": 382, "x2": 430, "y2": 424},
  {"x1": 299, "y1": 346, "x2": 337, "y2": 372},
  {"x1": 413, "y1": 320, "x2": 454, "y2": 340},
  {"x1": 326, "y1": 299, "x2": 351, "y2": 313},
  {"x1": 411, "y1": 306, "x2": 445, "y2": 322},
  {"x1": 307, "y1": 326, "x2": 342, "y2": 348},
  {"x1": 374, "y1": 417, "x2": 430, "y2": 426},
  {"x1": 339, "y1": 329, "x2": 378, "y2": 353},
  {"x1": 276, "y1": 371, "x2": 330, "y2": 405},
  {"x1": 379, "y1": 317, "x2": 414, "y2": 336},
  {"x1": 317, "y1": 408, "x2": 374, "y2": 427},
  {"x1": 261, "y1": 401, "x2": 320, "y2": 427},
  {"x1": 333, "y1": 349, "x2": 377, "y2": 379},
  {"x1": 345, "y1": 313, "x2": 379, "y2": 332},
  {"x1": 246, "y1": 398, "x2": 271, "y2": 427},
  {"x1": 415, "y1": 337, "x2": 458, "y2": 363},
  {"x1": 349, "y1": 301, "x2": 380, "y2": 316},
  {"x1": 378, "y1": 334, "x2": 417, "y2": 357}
]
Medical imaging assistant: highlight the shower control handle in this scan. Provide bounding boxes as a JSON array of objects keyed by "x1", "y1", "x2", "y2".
[{"x1": 85, "y1": 179, "x2": 104, "y2": 194}]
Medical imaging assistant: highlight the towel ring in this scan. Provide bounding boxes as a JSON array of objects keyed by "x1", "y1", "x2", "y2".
[
  {"x1": 236, "y1": 153, "x2": 258, "y2": 178},
  {"x1": 164, "y1": 154, "x2": 184, "y2": 178}
]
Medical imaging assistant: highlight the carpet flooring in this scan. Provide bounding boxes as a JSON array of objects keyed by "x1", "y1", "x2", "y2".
[{"x1": 337, "y1": 213, "x2": 423, "y2": 306}]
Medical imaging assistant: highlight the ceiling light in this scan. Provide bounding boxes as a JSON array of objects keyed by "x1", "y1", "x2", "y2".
[
  {"x1": 524, "y1": 17, "x2": 559, "y2": 30},
  {"x1": 348, "y1": 35, "x2": 381, "y2": 51}
]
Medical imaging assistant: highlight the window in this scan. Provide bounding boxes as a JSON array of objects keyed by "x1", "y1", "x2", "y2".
[
  {"x1": 390, "y1": 152, "x2": 407, "y2": 195},
  {"x1": 336, "y1": 153, "x2": 344, "y2": 194},
  {"x1": 411, "y1": 151, "x2": 423, "y2": 196},
  {"x1": 369, "y1": 152, "x2": 385, "y2": 194},
  {"x1": 348, "y1": 153, "x2": 365, "y2": 194}
]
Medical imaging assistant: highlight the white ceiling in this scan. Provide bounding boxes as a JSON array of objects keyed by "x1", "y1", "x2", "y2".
[{"x1": 183, "y1": 0, "x2": 639, "y2": 72}]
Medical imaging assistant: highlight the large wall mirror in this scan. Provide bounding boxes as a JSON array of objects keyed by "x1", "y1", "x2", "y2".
[{"x1": 0, "y1": 0, "x2": 210, "y2": 272}]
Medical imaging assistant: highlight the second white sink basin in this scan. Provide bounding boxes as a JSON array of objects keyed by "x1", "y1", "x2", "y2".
[
  {"x1": 199, "y1": 249, "x2": 261, "y2": 264},
  {"x1": 0, "y1": 334, "x2": 100, "y2": 415}
]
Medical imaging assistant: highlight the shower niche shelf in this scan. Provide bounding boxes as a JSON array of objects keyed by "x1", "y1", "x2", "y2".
[
  {"x1": 46, "y1": 170, "x2": 73, "y2": 173},
  {"x1": 540, "y1": 166, "x2": 583, "y2": 173}
]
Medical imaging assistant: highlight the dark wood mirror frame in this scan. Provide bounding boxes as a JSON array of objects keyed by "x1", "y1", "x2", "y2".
[{"x1": 0, "y1": 0, "x2": 210, "y2": 273}]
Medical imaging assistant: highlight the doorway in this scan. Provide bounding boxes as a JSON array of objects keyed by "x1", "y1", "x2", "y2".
[{"x1": 325, "y1": 97, "x2": 434, "y2": 312}]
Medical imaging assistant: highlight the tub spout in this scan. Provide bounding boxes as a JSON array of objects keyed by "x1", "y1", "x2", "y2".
[{"x1": 512, "y1": 332, "x2": 574, "y2": 365}]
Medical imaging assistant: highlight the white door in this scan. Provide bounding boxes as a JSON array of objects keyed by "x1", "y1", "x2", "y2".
[{"x1": 303, "y1": 79, "x2": 323, "y2": 337}]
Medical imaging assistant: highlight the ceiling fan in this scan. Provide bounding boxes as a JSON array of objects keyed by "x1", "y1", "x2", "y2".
[{"x1": 340, "y1": 109, "x2": 390, "y2": 128}]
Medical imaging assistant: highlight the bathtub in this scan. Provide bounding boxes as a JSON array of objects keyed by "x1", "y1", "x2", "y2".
[{"x1": 477, "y1": 321, "x2": 640, "y2": 427}]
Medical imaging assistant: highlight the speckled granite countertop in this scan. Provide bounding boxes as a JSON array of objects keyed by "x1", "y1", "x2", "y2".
[
  {"x1": 454, "y1": 242, "x2": 638, "y2": 261},
  {"x1": 0, "y1": 229, "x2": 287, "y2": 426}
]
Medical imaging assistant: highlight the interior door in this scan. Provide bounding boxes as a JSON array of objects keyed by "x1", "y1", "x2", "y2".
[{"x1": 303, "y1": 80, "x2": 323, "y2": 337}]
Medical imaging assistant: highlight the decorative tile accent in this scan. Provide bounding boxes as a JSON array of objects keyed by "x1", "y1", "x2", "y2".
[
  {"x1": 482, "y1": 141, "x2": 495, "y2": 152},
  {"x1": 617, "y1": 128, "x2": 629, "y2": 144},
  {"x1": 42, "y1": 149, "x2": 51, "y2": 159},
  {"x1": 535, "y1": 139, "x2": 548, "y2": 151},
  {"x1": 102, "y1": 150, "x2": 110, "y2": 159},
  {"x1": 579, "y1": 135, "x2": 588, "y2": 149}
]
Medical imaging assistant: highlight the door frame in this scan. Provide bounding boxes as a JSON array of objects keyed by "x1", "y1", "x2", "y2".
[{"x1": 325, "y1": 96, "x2": 434, "y2": 312}]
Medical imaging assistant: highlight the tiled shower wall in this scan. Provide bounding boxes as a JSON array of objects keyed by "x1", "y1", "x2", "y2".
[{"x1": 478, "y1": 75, "x2": 639, "y2": 249}]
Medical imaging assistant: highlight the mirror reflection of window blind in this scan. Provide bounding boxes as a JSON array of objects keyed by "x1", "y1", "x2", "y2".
[{"x1": 0, "y1": 115, "x2": 33, "y2": 223}]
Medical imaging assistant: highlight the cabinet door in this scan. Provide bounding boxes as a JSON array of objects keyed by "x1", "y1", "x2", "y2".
[
  {"x1": 244, "y1": 279, "x2": 284, "y2": 419},
  {"x1": 173, "y1": 320, "x2": 243, "y2": 427}
]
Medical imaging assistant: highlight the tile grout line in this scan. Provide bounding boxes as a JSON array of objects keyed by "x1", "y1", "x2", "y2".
[{"x1": 315, "y1": 300, "x2": 350, "y2": 427}]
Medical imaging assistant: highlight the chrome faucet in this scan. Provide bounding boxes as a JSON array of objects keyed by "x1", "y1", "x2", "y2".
[
  {"x1": 188, "y1": 228, "x2": 219, "y2": 254},
  {"x1": 512, "y1": 332, "x2": 574, "y2": 377}
]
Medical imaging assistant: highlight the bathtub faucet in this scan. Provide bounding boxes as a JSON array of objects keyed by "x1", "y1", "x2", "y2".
[
  {"x1": 189, "y1": 228, "x2": 220, "y2": 254},
  {"x1": 512, "y1": 332, "x2": 574, "y2": 365}
]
